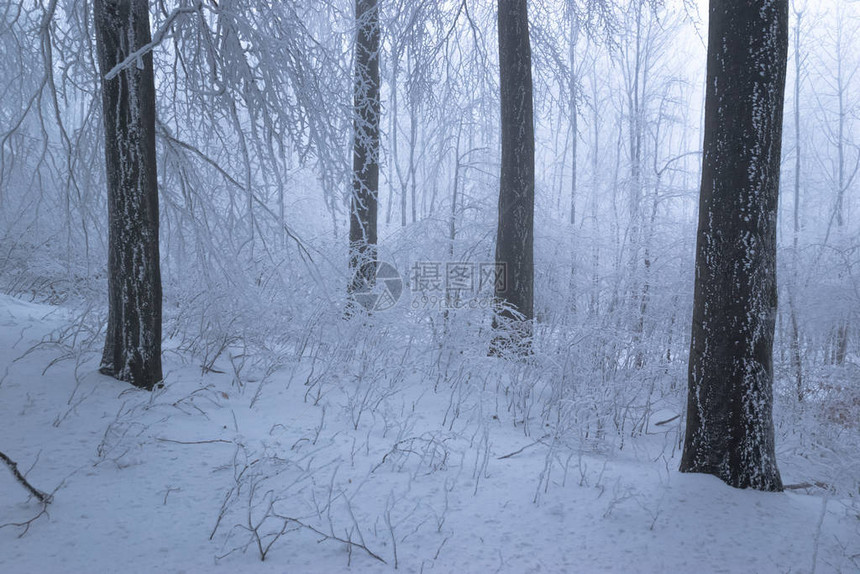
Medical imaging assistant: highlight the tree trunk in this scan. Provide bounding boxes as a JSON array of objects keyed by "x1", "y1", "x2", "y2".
[
  {"x1": 833, "y1": 13, "x2": 849, "y2": 364},
  {"x1": 95, "y1": 0, "x2": 163, "y2": 391},
  {"x1": 385, "y1": 61, "x2": 396, "y2": 226},
  {"x1": 493, "y1": 0, "x2": 535, "y2": 349},
  {"x1": 680, "y1": 0, "x2": 787, "y2": 491},
  {"x1": 589, "y1": 63, "x2": 600, "y2": 316},
  {"x1": 790, "y1": 6, "x2": 803, "y2": 401},
  {"x1": 407, "y1": 41, "x2": 419, "y2": 224},
  {"x1": 569, "y1": 8, "x2": 578, "y2": 228},
  {"x1": 568, "y1": 6, "x2": 579, "y2": 315},
  {"x1": 349, "y1": 0, "x2": 380, "y2": 297}
]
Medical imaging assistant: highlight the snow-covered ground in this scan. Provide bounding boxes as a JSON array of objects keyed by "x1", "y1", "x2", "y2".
[{"x1": 0, "y1": 293, "x2": 857, "y2": 573}]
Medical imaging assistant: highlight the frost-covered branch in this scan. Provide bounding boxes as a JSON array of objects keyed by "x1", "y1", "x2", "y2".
[{"x1": 103, "y1": 2, "x2": 203, "y2": 81}]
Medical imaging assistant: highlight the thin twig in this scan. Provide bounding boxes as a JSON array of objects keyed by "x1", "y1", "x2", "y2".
[{"x1": 654, "y1": 414, "x2": 680, "y2": 426}]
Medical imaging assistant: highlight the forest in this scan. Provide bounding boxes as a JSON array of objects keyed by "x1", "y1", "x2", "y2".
[{"x1": 0, "y1": 0, "x2": 858, "y2": 571}]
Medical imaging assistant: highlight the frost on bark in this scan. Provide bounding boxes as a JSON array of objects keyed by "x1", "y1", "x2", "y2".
[
  {"x1": 680, "y1": 0, "x2": 787, "y2": 491},
  {"x1": 493, "y1": 0, "x2": 535, "y2": 350},
  {"x1": 95, "y1": 0, "x2": 163, "y2": 390},
  {"x1": 348, "y1": 0, "x2": 380, "y2": 298}
]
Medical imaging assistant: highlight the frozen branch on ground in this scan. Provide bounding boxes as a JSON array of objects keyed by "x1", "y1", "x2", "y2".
[
  {"x1": 155, "y1": 437, "x2": 233, "y2": 445},
  {"x1": 784, "y1": 481, "x2": 831, "y2": 491},
  {"x1": 0, "y1": 450, "x2": 51, "y2": 504},
  {"x1": 497, "y1": 435, "x2": 549, "y2": 459},
  {"x1": 0, "y1": 450, "x2": 57, "y2": 537},
  {"x1": 274, "y1": 514, "x2": 388, "y2": 565}
]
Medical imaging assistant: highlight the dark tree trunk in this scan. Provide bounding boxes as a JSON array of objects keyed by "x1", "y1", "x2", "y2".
[
  {"x1": 95, "y1": 0, "x2": 163, "y2": 391},
  {"x1": 493, "y1": 0, "x2": 535, "y2": 348},
  {"x1": 680, "y1": 0, "x2": 788, "y2": 491},
  {"x1": 349, "y1": 0, "x2": 380, "y2": 297}
]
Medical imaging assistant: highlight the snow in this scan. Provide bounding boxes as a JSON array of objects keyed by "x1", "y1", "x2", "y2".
[{"x1": 1, "y1": 294, "x2": 857, "y2": 573}]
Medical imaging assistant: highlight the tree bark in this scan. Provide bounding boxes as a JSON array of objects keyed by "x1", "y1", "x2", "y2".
[
  {"x1": 680, "y1": 0, "x2": 787, "y2": 491},
  {"x1": 349, "y1": 0, "x2": 380, "y2": 296},
  {"x1": 493, "y1": 0, "x2": 535, "y2": 347},
  {"x1": 95, "y1": 0, "x2": 163, "y2": 391}
]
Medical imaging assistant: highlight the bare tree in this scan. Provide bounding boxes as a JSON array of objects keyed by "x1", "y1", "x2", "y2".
[
  {"x1": 349, "y1": 0, "x2": 381, "y2": 297},
  {"x1": 818, "y1": 2, "x2": 859, "y2": 364},
  {"x1": 680, "y1": 0, "x2": 788, "y2": 491},
  {"x1": 788, "y1": 0, "x2": 805, "y2": 400},
  {"x1": 493, "y1": 0, "x2": 535, "y2": 350},
  {"x1": 568, "y1": 2, "x2": 580, "y2": 227},
  {"x1": 94, "y1": 0, "x2": 163, "y2": 390}
]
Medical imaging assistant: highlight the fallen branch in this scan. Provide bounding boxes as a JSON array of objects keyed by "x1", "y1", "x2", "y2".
[
  {"x1": 276, "y1": 514, "x2": 387, "y2": 564},
  {"x1": 654, "y1": 414, "x2": 681, "y2": 426},
  {"x1": 784, "y1": 481, "x2": 831, "y2": 491},
  {"x1": 0, "y1": 450, "x2": 52, "y2": 504},
  {"x1": 0, "y1": 501, "x2": 50, "y2": 537},
  {"x1": 497, "y1": 434, "x2": 550, "y2": 460},
  {"x1": 0, "y1": 450, "x2": 56, "y2": 537},
  {"x1": 156, "y1": 437, "x2": 233, "y2": 445}
]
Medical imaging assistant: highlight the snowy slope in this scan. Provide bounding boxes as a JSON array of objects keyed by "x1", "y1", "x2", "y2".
[{"x1": 0, "y1": 294, "x2": 857, "y2": 573}]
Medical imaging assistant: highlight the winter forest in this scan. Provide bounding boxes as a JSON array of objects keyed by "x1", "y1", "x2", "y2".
[{"x1": 1, "y1": 0, "x2": 858, "y2": 571}]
